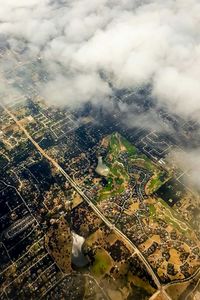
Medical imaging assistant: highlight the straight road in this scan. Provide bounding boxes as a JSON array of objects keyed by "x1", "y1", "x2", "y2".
[{"x1": 1, "y1": 104, "x2": 161, "y2": 289}]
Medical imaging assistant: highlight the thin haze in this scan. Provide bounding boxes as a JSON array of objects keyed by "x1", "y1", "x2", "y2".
[
  {"x1": 0, "y1": 0, "x2": 200, "y2": 118},
  {"x1": 1, "y1": 0, "x2": 200, "y2": 188}
]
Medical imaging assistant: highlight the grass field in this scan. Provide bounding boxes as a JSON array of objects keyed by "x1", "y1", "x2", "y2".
[
  {"x1": 147, "y1": 197, "x2": 193, "y2": 237},
  {"x1": 147, "y1": 171, "x2": 167, "y2": 194},
  {"x1": 97, "y1": 132, "x2": 170, "y2": 200},
  {"x1": 91, "y1": 248, "x2": 113, "y2": 277}
]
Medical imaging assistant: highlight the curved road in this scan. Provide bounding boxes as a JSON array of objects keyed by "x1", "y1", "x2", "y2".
[{"x1": 2, "y1": 104, "x2": 162, "y2": 289}]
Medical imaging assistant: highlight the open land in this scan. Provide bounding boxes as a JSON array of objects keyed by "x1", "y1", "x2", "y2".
[{"x1": 0, "y1": 60, "x2": 200, "y2": 300}]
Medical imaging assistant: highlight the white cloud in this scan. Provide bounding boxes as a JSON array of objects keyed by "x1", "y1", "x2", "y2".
[
  {"x1": 0, "y1": 0, "x2": 200, "y2": 119},
  {"x1": 1, "y1": 0, "x2": 200, "y2": 188},
  {"x1": 42, "y1": 73, "x2": 111, "y2": 107}
]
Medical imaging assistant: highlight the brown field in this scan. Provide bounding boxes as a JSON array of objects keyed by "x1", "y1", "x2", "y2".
[{"x1": 45, "y1": 216, "x2": 72, "y2": 273}]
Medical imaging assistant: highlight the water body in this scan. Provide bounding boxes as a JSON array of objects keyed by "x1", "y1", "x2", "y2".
[{"x1": 71, "y1": 231, "x2": 89, "y2": 267}]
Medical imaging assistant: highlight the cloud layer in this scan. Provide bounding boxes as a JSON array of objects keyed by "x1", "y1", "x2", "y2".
[
  {"x1": 0, "y1": 0, "x2": 200, "y2": 119},
  {"x1": 1, "y1": 1, "x2": 200, "y2": 198}
]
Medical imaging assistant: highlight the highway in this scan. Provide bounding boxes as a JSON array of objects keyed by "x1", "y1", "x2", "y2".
[{"x1": 1, "y1": 104, "x2": 161, "y2": 290}]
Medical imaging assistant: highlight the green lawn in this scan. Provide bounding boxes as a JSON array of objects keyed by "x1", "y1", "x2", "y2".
[
  {"x1": 97, "y1": 132, "x2": 170, "y2": 201},
  {"x1": 121, "y1": 136, "x2": 138, "y2": 155},
  {"x1": 109, "y1": 133, "x2": 120, "y2": 157},
  {"x1": 148, "y1": 175, "x2": 163, "y2": 193},
  {"x1": 91, "y1": 249, "x2": 113, "y2": 277},
  {"x1": 148, "y1": 204, "x2": 156, "y2": 217}
]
